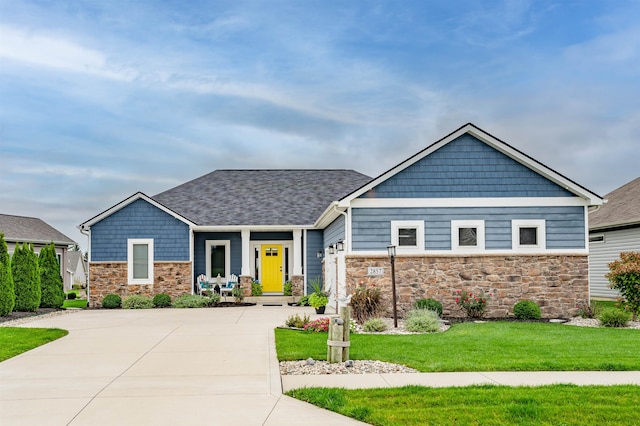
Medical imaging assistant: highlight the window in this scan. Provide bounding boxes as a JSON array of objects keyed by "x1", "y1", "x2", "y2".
[
  {"x1": 451, "y1": 220, "x2": 485, "y2": 251},
  {"x1": 511, "y1": 220, "x2": 546, "y2": 251},
  {"x1": 589, "y1": 234, "x2": 605, "y2": 243},
  {"x1": 127, "y1": 239, "x2": 154, "y2": 284},
  {"x1": 391, "y1": 221, "x2": 424, "y2": 252},
  {"x1": 206, "y1": 240, "x2": 230, "y2": 280}
]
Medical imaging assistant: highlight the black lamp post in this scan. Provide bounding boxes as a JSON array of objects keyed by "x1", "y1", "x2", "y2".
[{"x1": 387, "y1": 245, "x2": 398, "y2": 328}]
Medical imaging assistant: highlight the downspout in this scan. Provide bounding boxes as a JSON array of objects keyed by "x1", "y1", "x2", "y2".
[
  {"x1": 78, "y1": 226, "x2": 90, "y2": 306},
  {"x1": 333, "y1": 205, "x2": 349, "y2": 311}
]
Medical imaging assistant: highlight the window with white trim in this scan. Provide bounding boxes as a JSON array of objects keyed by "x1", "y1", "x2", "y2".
[
  {"x1": 391, "y1": 220, "x2": 424, "y2": 251},
  {"x1": 206, "y1": 240, "x2": 231, "y2": 281},
  {"x1": 451, "y1": 220, "x2": 485, "y2": 251},
  {"x1": 511, "y1": 220, "x2": 546, "y2": 251},
  {"x1": 127, "y1": 239, "x2": 154, "y2": 284}
]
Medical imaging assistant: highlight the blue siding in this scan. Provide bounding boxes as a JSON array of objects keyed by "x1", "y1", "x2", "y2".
[
  {"x1": 306, "y1": 230, "x2": 323, "y2": 294},
  {"x1": 193, "y1": 232, "x2": 242, "y2": 279},
  {"x1": 361, "y1": 135, "x2": 573, "y2": 198},
  {"x1": 324, "y1": 215, "x2": 345, "y2": 247},
  {"x1": 352, "y1": 206, "x2": 585, "y2": 251},
  {"x1": 91, "y1": 199, "x2": 190, "y2": 261}
]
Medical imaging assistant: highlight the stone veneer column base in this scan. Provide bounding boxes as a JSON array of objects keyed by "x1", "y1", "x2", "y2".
[
  {"x1": 345, "y1": 254, "x2": 588, "y2": 319},
  {"x1": 240, "y1": 275, "x2": 253, "y2": 297},
  {"x1": 89, "y1": 261, "x2": 192, "y2": 308},
  {"x1": 291, "y1": 275, "x2": 304, "y2": 297}
]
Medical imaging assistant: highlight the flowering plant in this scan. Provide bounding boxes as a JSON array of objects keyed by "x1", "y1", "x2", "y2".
[
  {"x1": 303, "y1": 317, "x2": 330, "y2": 332},
  {"x1": 455, "y1": 289, "x2": 492, "y2": 319}
]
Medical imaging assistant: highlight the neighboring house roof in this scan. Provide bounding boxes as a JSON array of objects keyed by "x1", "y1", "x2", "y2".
[
  {"x1": 66, "y1": 250, "x2": 86, "y2": 274},
  {"x1": 589, "y1": 176, "x2": 640, "y2": 231},
  {"x1": 0, "y1": 213, "x2": 75, "y2": 246},
  {"x1": 153, "y1": 169, "x2": 372, "y2": 227}
]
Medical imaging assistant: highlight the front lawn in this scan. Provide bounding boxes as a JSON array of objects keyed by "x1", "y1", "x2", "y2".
[
  {"x1": 0, "y1": 327, "x2": 68, "y2": 362},
  {"x1": 275, "y1": 322, "x2": 640, "y2": 371},
  {"x1": 288, "y1": 384, "x2": 640, "y2": 426},
  {"x1": 62, "y1": 299, "x2": 88, "y2": 309}
]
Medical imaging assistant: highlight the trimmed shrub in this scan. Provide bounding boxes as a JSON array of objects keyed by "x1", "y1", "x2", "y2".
[
  {"x1": 102, "y1": 293, "x2": 122, "y2": 309},
  {"x1": 599, "y1": 308, "x2": 632, "y2": 328},
  {"x1": 0, "y1": 234, "x2": 15, "y2": 316},
  {"x1": 207, "y1": 292, "x2": 221, "y2": 307},
  {"x1": 404, "y1": 309, "x2": 441, "y2": 333},
  {"x1": 173, "y1": 294, "x2": 208, "y2": 308},
  {"x1": 12, "y1": 243, "x2": 41, "y2": 312},
  {"x1": 152, "y1": 293, "x2": 172, "y2": 308},
  {"x1": 513, "y1": 300, "x2": 541, "y2": 320},
  {"x1": 252, "y1": 280, "x2": 263, "y2": 296},
  {"x1": 123, "y1": 295, "x2": 153, "y2": 309},
  {"x1": 350, "y1": 286, "x2": 383, "y2": 323},
  {"x1": 67, "y1": 292, "x2": 77, "y2": 300},
  {"x1": 413, "y1": 298, "x2": 443, "y2": 316},
  {"x1": 285, "y1": 313, "x2": 310, "y2": 328},
  {"x1": 39, "y1": 243, "x2": 65, "y2": 308},
  {"x1": 362, "y1": 317, "x2": 388, "y2": 332},
  {"x1": 283, "y1": 281, "x2": 292, "y2": 296}
]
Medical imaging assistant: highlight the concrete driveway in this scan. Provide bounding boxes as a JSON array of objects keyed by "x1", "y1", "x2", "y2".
[{"x1": 0, "y1": 307, "x2": 365, "y2": 426}]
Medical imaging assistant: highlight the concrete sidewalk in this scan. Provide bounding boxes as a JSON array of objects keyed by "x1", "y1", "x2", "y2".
[{"x1": 2, "y1": 307, "x2": 639, "y2": 425}]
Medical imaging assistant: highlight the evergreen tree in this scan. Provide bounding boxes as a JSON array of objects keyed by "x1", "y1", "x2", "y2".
[
  {"x1": 0, "y1": 234, "x2": 15, "y2": 316},
  {"x1": 39, "y1": 243, "x2": 65, "y2": 308},
  {"x1": 12, "y1": 243, "x2": 41, "y2": 312}
]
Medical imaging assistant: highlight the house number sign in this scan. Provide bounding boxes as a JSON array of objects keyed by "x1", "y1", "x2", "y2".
[{"x1": 367, "y1": 267, "x2": 384, "y2": 276}]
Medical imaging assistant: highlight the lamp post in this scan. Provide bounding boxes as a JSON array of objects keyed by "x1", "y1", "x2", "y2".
[{"x1": 387, "y1": 245, "x2": 398, "y2": 328}]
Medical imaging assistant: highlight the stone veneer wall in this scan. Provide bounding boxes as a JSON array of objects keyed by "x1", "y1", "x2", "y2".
[
  {"x1": 89, "y1": 261, "x2": 192, "y2": 307},
  {"x1": 345, "y1": 254, "x2": 588, "y2": 319},
  {"x1": 291, "y1": 275, "x2": 304, "y2": 297}
]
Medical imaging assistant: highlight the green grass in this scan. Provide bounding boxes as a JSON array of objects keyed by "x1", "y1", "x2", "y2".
[
  {"x1": 275, "y1": 322, "x2": 640, "y2": 371},
  {"x1": 287, "y1": 384, "x2": 640, "y2": 426},
  {"x1": 62, "y1": 299, "x2": 88, "y2": 309},
  {"x1": 0, "y1": 327, "x2": 68, "y2": 362},
  {"x1": 592, "y1": 300, "x2": 620, "y2": 310}
]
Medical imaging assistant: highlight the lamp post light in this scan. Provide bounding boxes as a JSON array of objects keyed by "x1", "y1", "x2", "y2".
[{"x1": 387, "y1": 245, "x2": 398, "y2": 328}]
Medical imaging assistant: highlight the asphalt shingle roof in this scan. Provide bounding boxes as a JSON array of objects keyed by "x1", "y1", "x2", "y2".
[
  {"x1": 589, "y1": 176, "x2": 640, "y2": 230},
  {"x1": 0, "y1": 214, "x2": 76, "y2": 245},
  {"x1": 153, "y1": 169, "x2": 372, "y2": 226}
]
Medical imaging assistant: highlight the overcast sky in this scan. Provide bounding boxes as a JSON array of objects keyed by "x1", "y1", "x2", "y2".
[{"x1": 1, "y1": 0, "x2": 639, "y2": 251}]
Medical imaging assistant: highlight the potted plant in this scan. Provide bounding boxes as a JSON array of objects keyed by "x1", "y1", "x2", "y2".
[{"x1": 309, "y1": 277, "x2": 329, "y2": 314}]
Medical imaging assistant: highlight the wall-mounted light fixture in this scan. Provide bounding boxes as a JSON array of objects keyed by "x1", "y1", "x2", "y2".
[
  {"x1": 328, "y1": 245, "x2": 335, "y2": 255},
  {"x1": 336, "y1": 240, "x2": 344, "y2": 252},
  {"x1": 317, "y1": 250, "x2": 323, "y2": 258}
]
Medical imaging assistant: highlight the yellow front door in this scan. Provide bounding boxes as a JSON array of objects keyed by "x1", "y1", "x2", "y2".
[{"x1": 261, "y1": 245, "x2": 283, "y2": 292}]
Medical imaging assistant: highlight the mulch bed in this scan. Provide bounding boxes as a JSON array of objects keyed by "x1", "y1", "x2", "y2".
[{"x1": 0, "y1": 308, "x2": 63, "y2": 323}]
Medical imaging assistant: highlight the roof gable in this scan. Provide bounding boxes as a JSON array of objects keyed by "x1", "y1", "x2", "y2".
[
  {"x1": 0, "y1": 214, "x2": 75, "y2": 246},
  {"x1": 340, "y1": 123, "x2": 603, "y2": 205},
  {"x1": 590, "y1": 176, "x2": 640, "y2": 230}
]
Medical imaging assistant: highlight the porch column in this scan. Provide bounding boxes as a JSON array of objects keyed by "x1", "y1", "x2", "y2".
[
  {"x1": 293, "y1": 229, "x2": 303, "y2": 276},
  {"x1": 241, "y1": 229, "x2": 251, "y2": 276}
]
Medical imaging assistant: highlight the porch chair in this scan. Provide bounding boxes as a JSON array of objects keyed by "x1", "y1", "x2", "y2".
[
  {"x1": 220, "y1": 274, "x2": 239, "y2": 301},
  {"x1": 196, "y1": 274, "x2": 211, "y2": 295}
]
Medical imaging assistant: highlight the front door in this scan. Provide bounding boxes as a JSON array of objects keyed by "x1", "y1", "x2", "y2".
[{"x1": 261, "y1": 245, "x2": 283, "y2": 292}]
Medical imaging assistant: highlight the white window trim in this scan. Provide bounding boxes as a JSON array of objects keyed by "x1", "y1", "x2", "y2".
[
  {"x1": 589, "y1": 234, "x2": 605, "y2": 244},
  {"x1": 451, "y1": 220, "x2": 485, "y2": 252},
  {"x1": 206, "y1": 240, "x2": 231, "y2": 282},
  {"x1": 511, "y1": 219, "x2": 546, "y2": 251},
  {"x1": 127, "y1": 238, "x2": 154, "y2": 285},
  {"x1": 391, "y1": 220, "x2": 425, "y2": 252}
]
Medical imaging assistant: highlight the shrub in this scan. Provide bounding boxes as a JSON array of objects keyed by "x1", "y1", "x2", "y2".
[
  {"x1": 607, "y1": 251, "x2": 640, "y2": 320},
  {"x1": 304, "y1": 317, "x2": 330, "y2": 332},
  {"x1": 232, "y1": 285, "x2": 244, "y2": 304},
  {"x1": 39, "y1": 243, "x2": 65, "y2": 308},
  {"x1": 599, "y1": 308, "x2": 632, "y2": 328},
  {"x1": 404, "y1": 309, "x2": 441, "y2": 333},
  {"x1": 513, "y1": 300, "x2": 541, "y2": 320},
  {"x1": 252, "y1": 280, "x2": 263, "y2": 296},
  {"x1": 413, "y1": 298, "x2": 443, "y2": 316},
  {"x1": 173, "y1": 294, "x2": 208, "y2": 308},
  {"x1": 67, "y1": 292, "x2": 77, "y2": 300},
  {"x1": 0, "y1": 234, "x2": 15, "y2": 316},
  {"x1": 362, "y1": 317, "x2": 388, "y2": 332},
  {"x1": 576, "y1": 301, "x2": 601, "y2": 319},
  {"x1": 102, "y1": 293, "x2": 122, "y2": 309},
  {"x1": 283, "y1": 281, "x2": 292, "y2": 296},
  {"x1": 285, "y1": 313, "x2": 310, "y2": 328},
  {"x1": 297, "y1": 296, "x2": 310, "y2": 306},
  {"x1": 309, "y1": 292, "x2": 328, "y2": 309},
  {"x1": 12, "y1": 243, "x2": 41, "y2": 312},
  {"x1": 350, "y1": 286, "x2": 383, "y2": 323},
  {"x1": 152, "y1": 293, "x2": 172, "y2": 308},
  {"x1": 455, "y1": 289, "x2": 491, "y2": 319},
  {"x1": 207, "y1": 292, "x2": 221, "y2": 306},
  {"x1": 123, "y1": 295, "x2": 153, "y2": 309}
]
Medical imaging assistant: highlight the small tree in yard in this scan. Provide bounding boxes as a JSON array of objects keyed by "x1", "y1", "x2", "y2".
[
  {"x1": 0, "y1": 234, "x2": 15, "y2": 316},
  {"x1": 39, "y1": 243, "x2": 65, "y2": 308},
  {"x1": 607, "y1": 251, "x2": 640, "y2": 321},
  {"x1": 12, "y1": 243, "x2": 41, "y2": 312}
]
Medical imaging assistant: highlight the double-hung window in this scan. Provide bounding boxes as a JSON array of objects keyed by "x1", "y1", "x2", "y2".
[
  {"x1": 391, "y1": 221, "x2": 424, "y2": 252},
  {"x1": 512, "y1": 220, "x2": 546, "y2": 251},
  {"x1": 127, "y1": 239, "x2": 154, "y2": 284},
  {"x1": 451, "y1": 220, "x2": 485, "y2": 251},
  {"x1": 206, "y1": 240, "x2": 231, "y2": 281}
]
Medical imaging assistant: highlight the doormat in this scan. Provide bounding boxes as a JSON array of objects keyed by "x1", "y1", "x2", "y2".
[{"x1": 262, "y1": 303, "x2": 284, "y2": 306}]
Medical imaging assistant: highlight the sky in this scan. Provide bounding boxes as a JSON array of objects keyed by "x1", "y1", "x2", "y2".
[{"x1": 1, "y1": 0, "x2": 639, "y2": 251}]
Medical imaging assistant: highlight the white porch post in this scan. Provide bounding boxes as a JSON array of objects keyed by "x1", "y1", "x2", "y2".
[
  {"x1": 293, "y1": 229, "x2": 303, "y2": 276},
  {"x1": 241, "y1": 229, "x2": 251, "y2": 276}
]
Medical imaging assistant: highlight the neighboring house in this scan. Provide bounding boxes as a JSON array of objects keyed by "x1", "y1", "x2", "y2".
[
  {"x1": 80, "y1": 123, "x2": 603, "y2": 317},
  {"x1": 0, "y1": 213, "x2": 76, "y2": 291},
  {"x1": 67, "y1": 250, "x2": 88, "y2": 288},
  {"x1": 588, "y1": 177, "x2": 640, "y2": 299}
]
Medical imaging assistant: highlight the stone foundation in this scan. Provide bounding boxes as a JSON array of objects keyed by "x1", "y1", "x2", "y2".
[
  {"x1": 89, "y1": 261, "x2": 192, "y2": 307},
  {"x1": 240, "y1": 275, "x2": 253, "y2": 297},
  {"x1": 346, "y1": 254, "x2": 588, "y2": 319}
]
